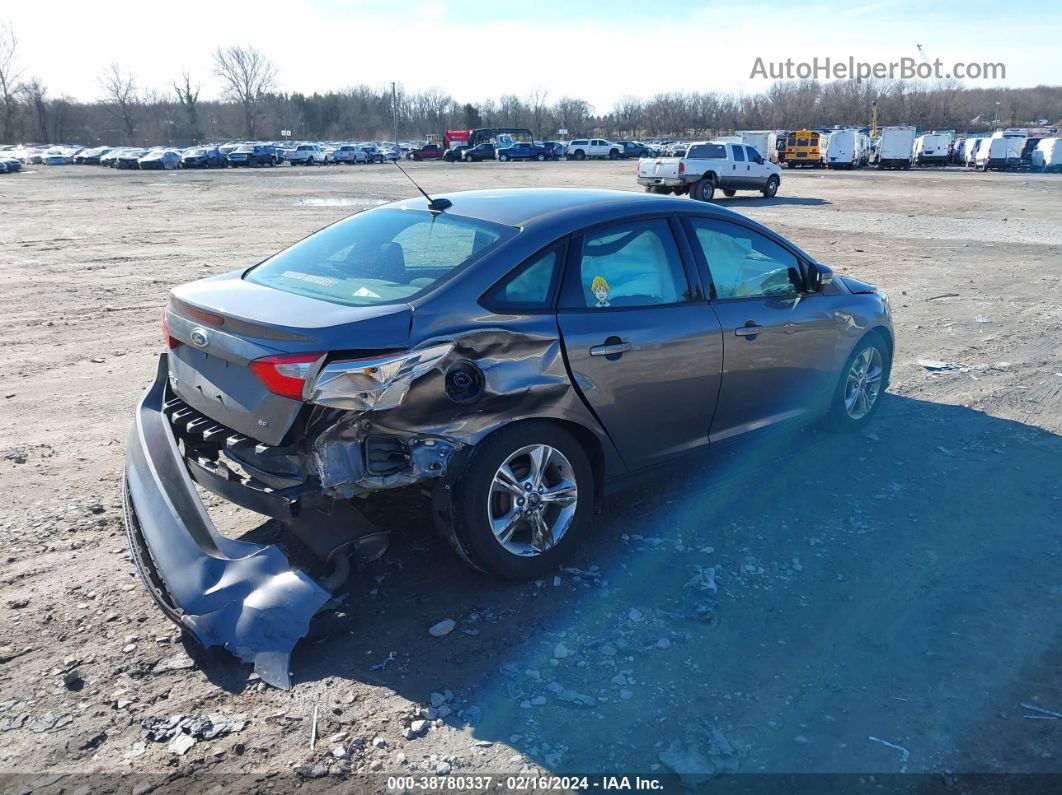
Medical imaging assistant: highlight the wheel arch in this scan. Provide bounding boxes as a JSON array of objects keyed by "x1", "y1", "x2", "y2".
[
  {"x1": 464, "y1": 416, "x2": 607, "y2": 505},
  {"x1": 859, "y1": 325, "x2": 895, "y2": 386}
]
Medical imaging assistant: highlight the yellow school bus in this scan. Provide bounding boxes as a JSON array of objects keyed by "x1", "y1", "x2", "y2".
[{"x1": 784, "y1": 129, "x2": 825, "y2": 168}]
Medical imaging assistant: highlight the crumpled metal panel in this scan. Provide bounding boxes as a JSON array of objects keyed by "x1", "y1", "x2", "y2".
[
  {"x1": 308, "y1": 328, "x2": 584, "y2": 494},
  {"x1": 123, "y1": 356, "x2": 330, "y2": 689}
]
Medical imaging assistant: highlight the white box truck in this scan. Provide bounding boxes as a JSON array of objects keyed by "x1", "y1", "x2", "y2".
[
  {"x1": 825, "y1": 129, "x2": 862, "y2": 169},
  {"x1": 738, "y1": 131, "x2": 778, "y2": 163},
  {"x1": 877, "y1": 126, "x2": 916, "y2": 169},
  {"x1": 914, "y1": 133, "x2": 953, "y2": 166}
]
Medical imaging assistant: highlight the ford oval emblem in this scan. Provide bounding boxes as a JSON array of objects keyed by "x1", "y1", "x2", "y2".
[{"x1": 190, "y1": 327, "x2": 210, "y2": 348}]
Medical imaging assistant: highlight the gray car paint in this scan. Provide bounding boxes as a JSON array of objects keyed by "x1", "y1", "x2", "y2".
[{"x1": 124, "y1": 188, "x2": 893, "y2": 684}]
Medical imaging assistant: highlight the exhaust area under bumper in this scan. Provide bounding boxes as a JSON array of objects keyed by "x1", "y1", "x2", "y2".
[{"x1": 122, "y1": 355, "x2": 331, "y2": 689}]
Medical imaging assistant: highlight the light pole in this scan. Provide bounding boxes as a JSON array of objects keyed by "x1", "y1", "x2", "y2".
[{"x1": 392, "y1": 82, "x2": 399, "y2": 154}]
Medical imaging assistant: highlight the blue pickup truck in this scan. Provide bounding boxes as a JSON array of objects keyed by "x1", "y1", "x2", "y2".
[{"x1": 496, "y1": 142, "x2": 547, "y2": 162}]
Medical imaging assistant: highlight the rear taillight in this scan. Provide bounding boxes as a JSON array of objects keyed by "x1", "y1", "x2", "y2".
[
  {"x1": 249, "y1": 352, "x2": 324, "y2": 401},
  {"x1": 162, "y1": 309, "x2": 180, "y2": 349},
  {"x1": 678, "y1": 162, "x2": 685, "y2": 174}
]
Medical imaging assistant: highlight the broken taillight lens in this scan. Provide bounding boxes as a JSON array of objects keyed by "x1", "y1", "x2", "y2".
[{"x1": 249, "y1": 352, "x2": 325, "y2": 401}]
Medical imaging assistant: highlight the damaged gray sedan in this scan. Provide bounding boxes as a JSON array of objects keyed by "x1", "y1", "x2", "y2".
[{"x1": 124, "y1": 188, "x2": 893, "y2": 686}]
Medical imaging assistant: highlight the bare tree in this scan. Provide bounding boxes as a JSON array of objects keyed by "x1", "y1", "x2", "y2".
[
  {"x1": 612, "y1": 96, "x2": 643, "y2": 137},
  {"x1": 174, "y1": 71, "x2": 203, "y2": 143},
  {"x1": 19, "y1": 77, "x2": 47, "y2": 142},
  {"x1": 0, "y1": 21, "x2": 22, "y2": 143},
  {"x1": 101, "y1": 63, "x2": 138, "y2": 143},
  {"x1": 528, "y1": 86, "x2": 549, "y2": 138},
  {"x1": 554, "y1": 96, "x2": 592, "y2": 136},
  {"x1": 212, "y1": 45, "x2": 277, "y2": 139}
]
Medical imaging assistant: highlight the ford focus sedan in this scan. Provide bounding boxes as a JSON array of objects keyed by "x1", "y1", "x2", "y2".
[{"x1": 124, "y1": 188, "x2": 893, "y2": 686}]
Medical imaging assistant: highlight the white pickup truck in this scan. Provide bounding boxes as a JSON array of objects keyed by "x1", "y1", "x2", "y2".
[{"x1": 636, "y1": 141, "x2": 782, "y2": 201}]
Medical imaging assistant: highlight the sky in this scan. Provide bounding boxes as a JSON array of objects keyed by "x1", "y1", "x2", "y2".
[{"x1": 4, "y1": 0, "x2": 1060, "y2": 112}]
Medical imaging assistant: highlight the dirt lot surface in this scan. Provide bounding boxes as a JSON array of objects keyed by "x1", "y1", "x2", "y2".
[{"x1": 0, "y1": 162, "x2": 1060, "y2": 791}]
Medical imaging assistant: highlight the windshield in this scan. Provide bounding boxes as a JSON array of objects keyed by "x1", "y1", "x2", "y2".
[{"x1": 245, "y1": 209, "x2": 515, "y2": 306}]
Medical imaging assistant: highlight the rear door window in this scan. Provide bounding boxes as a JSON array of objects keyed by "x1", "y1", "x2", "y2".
[
  {"x1": 732, "y1": 145, "x2": 746, "y2": 162},
  {"x1": 563, "y1": 219, "x2": 690, "y2": 309}
]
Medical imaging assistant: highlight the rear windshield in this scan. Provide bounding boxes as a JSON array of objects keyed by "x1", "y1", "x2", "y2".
[
  {"x1": 686, "y1": 144, "x2": 727, "y2": 159},
  {"x1": 245, "y1": 209, "x2": 515, "y2": 306}
]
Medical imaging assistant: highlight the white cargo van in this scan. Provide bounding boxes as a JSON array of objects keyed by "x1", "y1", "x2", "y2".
[
  {"x1": 877, "y1": 126, "x2": 916, "y2": 169},
  {"x1": 960, "y1": 138, "x2": 981, "y2": 167},
  {"x1": 975, "y1": 136, "x2": 1023, "y2": 171},
  {"x1": 825, "y1": 130, "x2": 862, "y2": 169},
  {"x1": 914, "y1": 133, "x2": 952, "y2": 166},
  {"x1": 1031, "y1": 138, "x2": 1061, "y2": 172},
  {"x1": 738, "y1": 131, "x2": 778, "y2": 163}
]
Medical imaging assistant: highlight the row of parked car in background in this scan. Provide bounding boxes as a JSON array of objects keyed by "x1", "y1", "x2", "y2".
[
  {"x1": 4, "y1": 125, "x2": 1059, "y2": 175},
  {"x1": 0, "y1": 140, "x2": 410, "y2": 171}
]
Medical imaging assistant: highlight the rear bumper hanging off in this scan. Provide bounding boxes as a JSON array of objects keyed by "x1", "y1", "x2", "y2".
[{"x1": 122, "y1": 355, "x2": 331, "y2": 689}]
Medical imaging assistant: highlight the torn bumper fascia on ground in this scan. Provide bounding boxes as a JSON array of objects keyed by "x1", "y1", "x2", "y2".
[
  {"x1": 123, "y1": 355, "x2": 330, "y2": 690},
  {"x1": 308, "y1": 331, "x2": 573, "y2": 497}
]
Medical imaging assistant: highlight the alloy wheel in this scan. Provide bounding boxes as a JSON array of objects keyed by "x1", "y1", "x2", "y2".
[
  {"x1": 487, "y1": 444, "x2": 578, "y2": 556},
  {"x1": 844, "y1": 346, "x2": 883, "y2": 419}
]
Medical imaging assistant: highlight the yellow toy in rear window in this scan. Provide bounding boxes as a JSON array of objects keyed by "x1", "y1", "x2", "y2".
[{"x1": 591, "y1": 275, "x2": 611, "y2": 308}]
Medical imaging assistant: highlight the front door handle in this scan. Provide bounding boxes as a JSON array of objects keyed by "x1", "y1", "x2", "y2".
[
  {"x1": 589, "y1": 341, "x2": 632, "y2": 357},
  {"x1": 734, "y1": 323, "x2": 764, "y2": 337}
]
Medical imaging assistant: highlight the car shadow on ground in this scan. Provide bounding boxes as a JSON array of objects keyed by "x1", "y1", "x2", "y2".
[{"x1": 192, "y1": 394, "x2": 1062, "y2": 776}]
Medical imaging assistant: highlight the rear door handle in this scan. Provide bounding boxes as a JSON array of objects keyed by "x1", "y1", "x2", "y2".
[
  {"x1": 734, "y1": 324, "x2": 764, "y2": 337},
  {"x1": 589, "y1": 342, "x2": 632, "y2": 357}
]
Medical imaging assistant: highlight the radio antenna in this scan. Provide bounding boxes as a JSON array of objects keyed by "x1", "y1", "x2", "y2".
[{"x1": 391, "y1": 160, "x2": 452, "y2": 210}]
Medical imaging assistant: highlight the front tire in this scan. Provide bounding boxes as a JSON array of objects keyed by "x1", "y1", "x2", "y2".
[
  {"x1": 447, "y1": 422, "x2": 594, "y2": 579},
  {"x1": 762, "y1": 175, "x2": 780, "y2": 198},
  {"x1": 827, "y1": 335, "x2": 888, "y2": 432},
  {"x1": 722, "y1": 189, "x2": 736, "y2": 197}
]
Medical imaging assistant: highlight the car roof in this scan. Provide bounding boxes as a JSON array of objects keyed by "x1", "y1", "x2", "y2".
[{"x1": 386, "y1": 188, "x2": 755, "y2": 230}]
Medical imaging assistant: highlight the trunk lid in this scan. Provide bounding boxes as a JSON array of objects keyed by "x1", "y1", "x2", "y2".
[{"x1": 166, "y1": 271, "x2": 411, "y2": 446}]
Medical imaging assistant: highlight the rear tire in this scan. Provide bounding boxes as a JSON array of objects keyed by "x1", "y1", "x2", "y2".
[
  {"x1": 691, "y1": 177, "x2": 715, "y2": 202},
  {"x1": 447, "y1": 422, "x2": 594, "y2": 579},
  {"x1": 722, "y1": 189, "x2": 736, "y2": 197},
  {"x1": 827, "y1": 335, "x2": 889, "y2": 433}
]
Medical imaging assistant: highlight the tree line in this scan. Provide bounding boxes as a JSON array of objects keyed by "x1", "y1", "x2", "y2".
[{"x1": 2, "y1": 25, "x2": 1060, "y2": 147}]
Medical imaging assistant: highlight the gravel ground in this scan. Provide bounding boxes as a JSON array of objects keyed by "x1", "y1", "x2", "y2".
[{"x1": 0, "y1": 162, "x2": 1060, "y2": 790}]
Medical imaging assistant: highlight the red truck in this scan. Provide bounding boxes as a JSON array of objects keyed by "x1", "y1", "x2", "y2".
[{"x1": 407, "y1": 143, "x2": 444, "y2": 161}]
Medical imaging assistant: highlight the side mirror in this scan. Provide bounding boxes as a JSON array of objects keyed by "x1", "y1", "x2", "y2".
[{"x1": 806, "y1": 262, "x2": 834, "y2": 293}]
